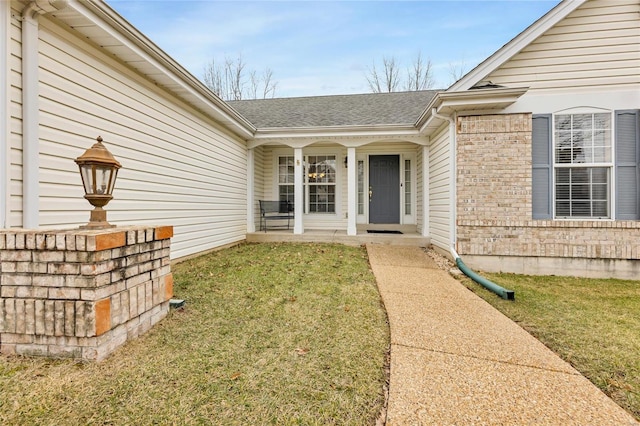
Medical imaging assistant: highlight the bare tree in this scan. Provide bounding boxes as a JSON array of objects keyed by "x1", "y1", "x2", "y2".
[
  {"x1": 202, "y1": 54, "x2": 278, "y2": 100},
  {"x1": 367, "y1": 53, "x2": 434, "y2": 93},
  {"x1": 202, "y1": 58, "x2": 224, "y2": 97},
  {"x1": 262, "y1": 68, "x2": 277, "y2": 99},
  {"x1": 405, "y1": 52, "x2": 434, "y2": 91},
  {"x1": 227, "y1": 55, "x2": 245, "y2": 100},
  {"x1": 366, "y1": 55, "x2": 401, "y2": 93},
  {"x1": 448, "y1": 59, "x2": 470, "y2": 85}
]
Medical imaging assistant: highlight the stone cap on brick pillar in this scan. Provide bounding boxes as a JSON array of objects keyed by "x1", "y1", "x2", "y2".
[{"x1": 0, "y1": 226, "x2": 174, "y2": 252}]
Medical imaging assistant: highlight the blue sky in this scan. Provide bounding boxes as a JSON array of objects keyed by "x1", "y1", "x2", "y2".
[{"x1": 106, "y1": 1, "x2": 561, "y2": 98}]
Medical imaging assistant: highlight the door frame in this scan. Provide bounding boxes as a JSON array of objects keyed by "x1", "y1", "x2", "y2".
[{"x1": 356, "y1": 152, "x2": 416, "y2": 225}]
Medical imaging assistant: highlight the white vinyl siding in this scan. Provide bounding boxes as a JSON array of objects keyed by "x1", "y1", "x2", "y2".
[
  {"x1": 486, "y1": 0, "x2": 640, "y2": 91},
  {"x1": 35, "y1": 19, "x2": 248, "y2": 259},
  {"x1": 428, "y1": 125, "x2": 451, "y2": 251}
]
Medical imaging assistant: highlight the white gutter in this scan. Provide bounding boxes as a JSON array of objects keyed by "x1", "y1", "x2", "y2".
[
  {"x1": 0, "y1": 1, "x2": 9, "y2": 228},
  {"x1": 431, "y1": 107, "x2": 457, "y2": 252},
  {"x1": 21, "y1": 0, "x2": 68, "y2": 228}
]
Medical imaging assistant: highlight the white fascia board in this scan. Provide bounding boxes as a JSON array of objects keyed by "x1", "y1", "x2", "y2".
[
  {"x1": 254, "y1": 123, "x2": 418, "y2": 137},
  {"x1": 416, "y1": 87, "x2": 529, "y2": 134},
  {"x1": 67, "y1": 0, "x2": 256, "y2": 139},
  {"x1": 248, "y1": 125, "x2": 426, "y2": 149},
  {"x1": 448, "y1": 0, "x2": 587, "y2": 92}
]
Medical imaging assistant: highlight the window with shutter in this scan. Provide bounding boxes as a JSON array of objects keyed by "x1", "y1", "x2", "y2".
[
  {"x1": 532, "y1": 115, "x2": 552, "y2": 219},
  {"x1": 532, "y1": 110, "x2": 640, "y2": 220},
  {"x1": 615, "y1": 110, "x2": 640, "y2": 220}
]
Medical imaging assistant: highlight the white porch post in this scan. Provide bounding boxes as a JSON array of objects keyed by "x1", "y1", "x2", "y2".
[
  {"x1": 421, "y1": 145, "x2": 429, "y2": 237},
  {"x1": 246, "y1": 148, "x2": 255, "y2": 233},
  {"x1": 22, "y1": 4, "x2": 41, "y2": 228},
  {"x1": 293, "y1": 148, "x2": 304, "y2": 234},
  {"x1": 347, "y1": 147, "x2": 357, "y2": 236}
]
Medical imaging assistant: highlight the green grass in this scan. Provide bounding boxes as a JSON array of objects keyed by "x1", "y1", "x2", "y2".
[
  {"x1": 460, "y1": 272, "x2": 640, "y2": 421},
  {"x1": 0, "y1": 243, "x2": 389, "y2": 425}
]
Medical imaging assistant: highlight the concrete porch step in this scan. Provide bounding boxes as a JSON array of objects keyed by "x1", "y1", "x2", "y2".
[{"x1": 246, "y1": 229, "x2": 429, "y2": 247}]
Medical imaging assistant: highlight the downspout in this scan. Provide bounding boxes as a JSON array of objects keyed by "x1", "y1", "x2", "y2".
[
  {"x1": 21, "y1": 0, "x2": 68, "y2": 228},
  {"x1": 431, "y1": 108, "x2": 515, "y2": 301}
]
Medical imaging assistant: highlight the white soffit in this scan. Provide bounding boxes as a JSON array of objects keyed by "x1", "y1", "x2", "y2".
[{"x1": 416, "y1": 87, "x2": 529, "y2": 135}]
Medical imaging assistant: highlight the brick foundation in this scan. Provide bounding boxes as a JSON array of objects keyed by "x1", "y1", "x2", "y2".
[
  {"x1": 456, "y1": 114, "x2": 640, "y2": 277},
  {"x1": 0, "y1": 226, "x2": 173, "y2": 361}
]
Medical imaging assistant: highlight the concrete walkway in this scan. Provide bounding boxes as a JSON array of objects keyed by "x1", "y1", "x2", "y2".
[{"x1": 366, "y1": 244, "x2": 639, "y2": 426}]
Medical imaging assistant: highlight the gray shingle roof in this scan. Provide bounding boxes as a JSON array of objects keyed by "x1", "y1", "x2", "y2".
[{"x1": 227, "y1": 90, "x2": 439, "y2": 129}]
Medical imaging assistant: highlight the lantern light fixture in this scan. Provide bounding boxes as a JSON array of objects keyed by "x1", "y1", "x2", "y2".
[{"x1": 74, "y1": 136, "x2": 121, "y2": 229}]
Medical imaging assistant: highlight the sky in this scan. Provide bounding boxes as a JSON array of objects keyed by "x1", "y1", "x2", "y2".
[{"x1": 105, "y1": 0, "x2": 562, "y2": 98}]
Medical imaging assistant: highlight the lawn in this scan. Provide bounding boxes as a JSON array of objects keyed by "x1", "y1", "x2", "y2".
[
  {"x1": 0, "y1": 243, "x2": 389, "y2": 425},
  {"x1": 459, "y1": 272, "x2": 640, "y2": 421}
]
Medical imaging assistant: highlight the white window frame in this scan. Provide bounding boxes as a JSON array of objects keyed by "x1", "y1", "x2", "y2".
[
  {"x1": 305, "y1": 154, "x2": 338, "y2": 215},
  {"x1": 274, "y1": 149, "x2": 341, "y2": 217},
  {"x1": 551, "y1": 108, "x2": 614, "y2": 220}
]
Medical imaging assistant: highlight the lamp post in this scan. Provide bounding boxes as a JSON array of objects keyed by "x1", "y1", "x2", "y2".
[{"x1": 75, "y1": 136, "x2": 121, "y2": 229}]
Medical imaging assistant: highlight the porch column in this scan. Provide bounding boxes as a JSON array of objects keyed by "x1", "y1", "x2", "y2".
[
  {"x1": 0, "y1": 1, "x2": 9, "y2": 227},
  {"x1": 246, "y1": 148, "x2": 255, "y2": 233},
  {"x1": 293, "y1": 148, "x2": 304, "y2": 234},
  {"x1": 22, "y1": 4, "x2": 41, "y2": 228},
  {"x1": 347, "y1": 147, "x2": 357, "y2": 236},
  {"x1": 421, "y1": 145, "x2": 429, "y2": 237}
]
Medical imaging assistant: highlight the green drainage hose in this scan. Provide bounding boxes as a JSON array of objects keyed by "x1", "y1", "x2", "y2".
[{"x1": 451, "y1": 247, "x2": 515, "y2": 301}]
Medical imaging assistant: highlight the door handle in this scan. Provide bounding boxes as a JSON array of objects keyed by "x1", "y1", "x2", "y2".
[{"x1": 369, "y1": 186, "x2": 373, "y2": 201}]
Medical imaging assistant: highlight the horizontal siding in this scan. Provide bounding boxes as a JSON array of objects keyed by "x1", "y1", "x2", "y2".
[
  {"x1": 428, "y1": 124, "x2": 450, "y2": 251},
  {"x1": 36, "y1": 19, "x2": 248, "y2": 259},
  {"x1": 486, "y1": 0, "x2": 640, "y2": 90}
]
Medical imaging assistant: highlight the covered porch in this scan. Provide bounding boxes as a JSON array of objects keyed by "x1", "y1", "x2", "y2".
[{"x1": 246, "y1": 138, "x2": 430, "y2": 239}]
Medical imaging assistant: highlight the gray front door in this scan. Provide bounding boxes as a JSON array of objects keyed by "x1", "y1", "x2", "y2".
[{"x1": 369, "y1": 155, "x2": 400, "y2": 224}]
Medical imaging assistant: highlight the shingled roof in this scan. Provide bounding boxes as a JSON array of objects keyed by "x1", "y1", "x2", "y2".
[{"x1": 227, "y1": 90, "x2": 439, "y2": 129}]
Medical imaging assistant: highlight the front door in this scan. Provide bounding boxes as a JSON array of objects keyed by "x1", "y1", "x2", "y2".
[{"x1": 369, "y1": 155, "x2": 400, "y2": 224}]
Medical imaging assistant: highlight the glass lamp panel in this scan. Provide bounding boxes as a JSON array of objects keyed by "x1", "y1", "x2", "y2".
[
  {"x1": 80, "y1": 165, "x2": 94, "y2": 194},
  {"x1": 107, "y1": 168, "x2": 118, "y2": 194},
  {"x1": 95, "y1": 165, "x2": 113, "y2": 195}
]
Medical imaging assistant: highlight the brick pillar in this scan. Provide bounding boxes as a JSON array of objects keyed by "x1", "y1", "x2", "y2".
[{"x1": 0, "y1": 226, "x2": 173, "y2": 361}]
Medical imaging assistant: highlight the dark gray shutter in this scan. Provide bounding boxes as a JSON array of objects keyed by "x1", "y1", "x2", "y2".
[
  {"x1": 532, "y1": 114, "x2": 553, "y2": 219},
  {"x1": 615, "y1": 110, "x2": 640, "y2": 220}
]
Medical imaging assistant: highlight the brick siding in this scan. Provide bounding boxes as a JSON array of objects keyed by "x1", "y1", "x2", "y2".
[
  {"x1": 456, "y1": 114, "x2": 640, "y2": 263},
  {"x1": 0, "y1": 226, "x2": 173, "y2": 361}
]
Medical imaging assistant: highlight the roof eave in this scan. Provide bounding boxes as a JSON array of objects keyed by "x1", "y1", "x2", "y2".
[
  {"x1": 253, "y1": 123, "x2": 419, "y2": 139},
  {"x1": 63, "y1": 0, "x2": 256, "y2": 139},
  {"x1": 448, "y1": 0, "x2": 587, "y2": 92},
  {"x1": 416, "y1": 87, "x2": 529, "y2": 134}
]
